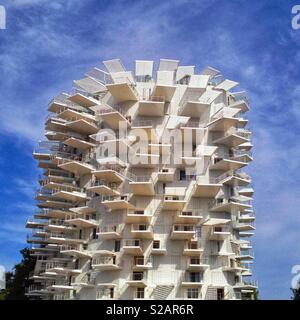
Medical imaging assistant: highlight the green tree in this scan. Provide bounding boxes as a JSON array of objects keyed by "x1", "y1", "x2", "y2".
[
  {"x1": 291, "y1": 286, "x2": 300, "y2": 300},
  {"x1": 2, "y1": 248, "x2": 35, "y2": 300}
]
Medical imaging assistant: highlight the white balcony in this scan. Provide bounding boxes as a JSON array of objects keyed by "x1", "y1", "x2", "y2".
[
  {"x1": 216, "y1": 171, "x2": 251, "y2": 187},
  {"x1": 123, "y1": 239, "x2": 144, "y2": 255},
  {"x1": 138, "y1": 96, "x2": 165, "y2": 117},
  {"x1": 183, "y1": 240, "x2": 204, "y2": 255},
  {"x1": 66, "y1": 118, "x2": 99, "y2": 135},
  {"x1": 106, "y1": 77, "x2": 139, "y2": 102},
  {"x1": 209, "y1": 226, "x2": 231, "y2": 240},
  {"x1": 64, "y1": 137, "x2": 96, "y2": 151},
  {"x1": 192, "y1": 177, "x2": 222, "y2": 198},
  {"x1": 65, "y1": 214, "x2": 98, "y2": 229},
  {"x1": 126, "y1": 211, "x2": 152, "y2": 223},
  {"x1": 174, "y1": 211, "x2": 203, "y2": 223},
  {"x1": 92, "y1": 256, "x2": 121, "y2": 271},
  {"x1": 97, "y1": 105, "x2": 131, "y2": 130},
  {"x1": 52, "y1": 190, "x2": 88, "y2": 202},
  {"x1": 98, "y1": 224, "x2": 123, "y2": 240},
  {"x1": 179, "y1": 101, "x2": 210, "y2": 117},
  {"x1": 209, "y1": 198, "x2": 252, "y2": 213},
  {"x1": 129, "y1": 175, "x2": 156, "y2": 196},
  {"x1": 126, "y1": 272, "x2": 147, "y2": 287},
  {"x1": 187, "y1": 257, "x2": 209, "y2": 271},
  {"x1": 60, "y1": 245, "x2": 92, "y2": 258},
  {"x1": 102, "y1": 195, "x2": 136, "y2": 210},
  {"x1": 92, "y1": 165, "x2": 125, "y2": 183},
  {"x1": 56, "y1": 108, "x2": 96, "y2": 123},
  {"x1": 130, "y1": 224, "x2": 153, "y2": 239},
  {"x1": 151, "y1": 240, "x2": 167, "y2": 255},
  {"x1": 228, "y1": 92, "x2": 250, "y2": 112},
  {"x1": 132, "y1": 256, "x2": 153, "y2": 270},
  {"x1": 212, "y1": 128, "x2": 251, "y2": 148},
  {"x1": 58, "y1": 158, "x2": 94, "y2": 175},
  {"x1": 170, "y1": 224, "x2": 195, "y2": 240},
  {"x1": 210, "y1": 154, "x2": 247, "y2": 171},
  {"x1": 68, "y1": 91, "x2": 101, "y2": 108},
  {"x1": 162, "y1": 195, "x2": 187, "y2": 211},
  {"x1": 157, "y1": 168, "x2": 175, "y2": 182},
  {"x1": 181, "y1": 272, "x2": 203, "y2": 287},
  {"x1": 87, "y1": 180, "x2": 120, "y2": 196}
]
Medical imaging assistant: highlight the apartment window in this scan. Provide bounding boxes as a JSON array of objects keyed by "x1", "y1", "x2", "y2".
[
  {"x1": 217, "y1": 288, "x2": 224, "y2": 300},
  {"x1": 153, "y1": 240, "x2": 160, "y2": 249},
  {"x1": 132, "y1": 272, "x2": 143, "y2": 281},
  {"x1": 187, "y1": 288, "x2": 199, "y2": 299},
  {"x1": 179, "y1": 170, "x2": 186, "y2": 181},
  {"x1": 138, "y1": 224, "x2": 147, "y2": 231},
  {"x1": 190, "y1": 257, "x2": 200, "y2": 265},
  {"x1": 109, "y1": 288, "x2": 114, "y2": 299},
  {"x1": 115, "y1": 240, "x2": 121, "y2": 252},
  {"x1": 136, "y1": 287, "x2": 145, "y2": 299},
  {"x1": 190, "y1": 272, "x2": 200, "y2": 282},
  {"x1": 182, "y1": 211, "x2": 192, "y2": 216},
  {"x1": 92, "y1": 228, "x2": 97, "y2": 239},
  {"x1": 134, "y1": 211, "x2": 144, "y2": 215}
]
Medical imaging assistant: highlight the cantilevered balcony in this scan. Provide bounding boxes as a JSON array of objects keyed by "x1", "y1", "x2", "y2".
[
  {"x1": 98, "y1": 224, "x2": 123, "y2": 240},
  {"x1": 25, "y1": 284, "x2": 49, "y2": 296},
  {"x1": 181, "y1": 272, "x2": 203, "y2": 287},
  {"x1": 151, "y1": 240, "x2": 167, "y2": 255},
  {"x1": 237, "y1": 185, "x2": 254, "y2": 197},
  {"x1": 207, "y1": 109, "x2": 240, "y2": 132},
  {"x1": 60, "y1": 244, "x2": 92, "y2": 258},
  {"x1": 26, "y1": 219, "x2": 47, "y2": 229},
  {"x1": 232, "y1": 218, "x2": 255, "y2": 232},
  {"x1": 209, "y1": 225, "x2": 231, "y2": 240},
  {"x1": 106, "y1": 76, "x2": 139, "y2": 103},
  {"x1": 212, "y1": 128, "x2": 251, "y2": 148},
  {"x1": 192, "y1": 176, "x2": 222, "y2": 198},
  {"x1": 64, "y1": 137, "x2": 96, "y2": 151},
  {"x1": 57, "y1": 157, "x2": 95, "y2": 175},
  {"x1": 45, "y1": 219, "x2": 74, "y2": 233},
  {"x1": 162, "y1": 195, "x2": 187, "y2": 211},
  {"x1": 92, "y1": 256, "x2": 121, "y2": 271},
  {"x1": 47, "y1": 279, "x2": 75, "y2": 291},
  {"x1": 52, "y1": 188, "x2": 88, "y2": 203},
  {"x1": 129, "y1": 175, "x2": 156, "y2": 196},
  {"x1": 187, "y1": 257, "x2": 209, "y2": 271},
  {"x1": 87, "y1": 180, "x2": 120, "y2": 196},
  {"x1": 92, "y1": 165, "x2": 125, "y2": 183},
  {"x1": 138, "y1": 96, "x2": 165, "y2": 117},
  {"x1": 132, "y1": 256, "x2": 153, "y2": 270},
  {"x1": 216, "y1": 171, "x2": 251, "y2": 186},
  {"x1": 210, "y1": 151, "x2": 249, "y2": 171},
  {"x1": 65, "y1": 213, "x2": 98, "y2": 229},
  {"x1": 183, "y1": 240, "x2": 204, "y2": 255},
  {"x1": 209, "y1": 197, "x2": 252, "y2": 213},
  {"x1": 96, "y1": 286, "x2": 118, "y2": 300},
  {"x1": 228, "y1": 92, "x2": 250, "y2": 112},
  {"x1": 174, "y1": 211, "x2": 203, "y2": 224},
  {"x1": 179, "y1": 98, "x2": 210, "y2": 117},
  {"x1": 68, "y1": 90, "x2": 101, "y2": 108},
  {"x1": 44, "y1": 261, "x2": 81, "y2": 276},
  {"x1": 102, "y1": 195, "x2": 136, "y2": 210},
  {"x1": 123, "y1": 239, "x2": 144, "y2": 255},
  {"x1": 97, "y1": 105, "x2": 131, "y2": 130},
  {"x1": 46, "y1": 232, "x2": 87, "y2": 245},
  {"x1": 126, "y1": 210, "x2": 152, "y2": 223},
  {"x1": 126, "y1": 272, "x2": 146, "y2": 287},
  {"x1": 157, "y1": 168, "x2": 175, "y2": 182},
  {"x1": 233, "y1": 280, "x2": 258, "y2": 290},
  {"x1": 55, "y1": 108, "x2": 96, "y2": 123},
  {"x1": 235, "y1": 249, "x2": 254, "y2": 261},
  {"x1": 65, "y1": 118, "x2": 99, "y2": 135},
  {"x1": 170, "y1": 224, "x2": 195, "y2": 240},
  {"x1": 130, "y1": 224, "x2": 153, "y2": 239},
  {"x1": 152, "y1": 74, "x2": 177, "y2": 102}
]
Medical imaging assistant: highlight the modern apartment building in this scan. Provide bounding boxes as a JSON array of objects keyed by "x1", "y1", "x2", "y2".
[{"x1": 25, "y1": 59, "x2": 257, "y2": 300}]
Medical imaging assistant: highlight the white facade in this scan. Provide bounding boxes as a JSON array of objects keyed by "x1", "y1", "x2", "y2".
[{"x1": 26, "y1": 59, "x2": 257, "y2": 300}]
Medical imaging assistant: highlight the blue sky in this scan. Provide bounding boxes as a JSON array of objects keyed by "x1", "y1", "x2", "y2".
[{"x1": 0, "y1": 0, "x2": 299, "y2": 300}]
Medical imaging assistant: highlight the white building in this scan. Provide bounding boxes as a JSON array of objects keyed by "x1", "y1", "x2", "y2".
[{"x1": 26, "y1": 59, "x2": 257, "y2": 300}]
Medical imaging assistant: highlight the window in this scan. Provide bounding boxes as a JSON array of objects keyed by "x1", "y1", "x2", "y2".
[
  {"x1": 190, "y1": 257, "x2": 200, "y2": 265},
  {"x1": 114, "y1": 240, "x2": 121, "y2": 252},
  {"x1": 179, "y1": 170, "x2": 186, "y2": 181},
  {"x1": 136, "y1": 287, "x2": 145, "y2": 299},
  {"x1": 132, "y1": 272, "x2": 143, "y2": 281},
  {"x1": 217, "y1": 288, "x2": 224, "y2": 300},
  {"x1": 153, "y1": 240, "x2": 160, "y2": 249},
  {"x1": 190, "y1": 272, "x2": 200, "y2": 282},
  {"x1": 187, "y1": 288, "x2": 199, "y2": 299}
]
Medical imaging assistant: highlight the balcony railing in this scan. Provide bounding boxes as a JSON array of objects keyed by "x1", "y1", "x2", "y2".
[
  {"x1": 123, "y1": 239, "x2": 143, "y2": 248},
  {"x1": 92, "y1": 256, "x2": 117, "y2": 266},
  {"x1": 215, "y1": 171, "x2": 251, "y2": 184}
]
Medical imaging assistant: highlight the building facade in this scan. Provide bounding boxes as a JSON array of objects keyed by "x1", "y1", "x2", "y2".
[{"x1": 26, "y1": 59, "x2": 257, "y2": 300}]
